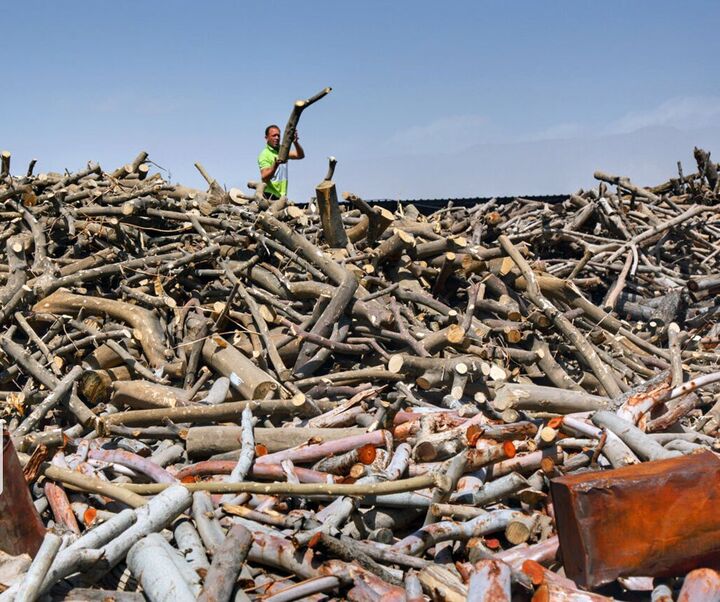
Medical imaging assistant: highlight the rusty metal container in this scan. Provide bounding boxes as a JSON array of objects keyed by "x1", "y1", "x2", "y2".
[
  {"x1": 0, "y1": 429, "x2": 46, "y2": 556},
  {"x1": 550, "y1": 450, "x2": 720, "y2": 588}
]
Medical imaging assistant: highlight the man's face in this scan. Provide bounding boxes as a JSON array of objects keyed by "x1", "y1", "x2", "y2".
[{"x1": 266, "y1": 127, "x2": 281, "y2": 149}]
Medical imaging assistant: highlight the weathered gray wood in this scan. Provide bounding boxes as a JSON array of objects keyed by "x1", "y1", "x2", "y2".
[
  {"x1": 315, "y1": 180, "x2": 348, "y2": 248},
  {"x1": 186, "y1": 425, "x2": 369, "y2": 457}
]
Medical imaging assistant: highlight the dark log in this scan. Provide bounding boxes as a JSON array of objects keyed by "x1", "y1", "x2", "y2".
[{"x1": 1, "y1": 150, "x2": 11, "y2": 178}]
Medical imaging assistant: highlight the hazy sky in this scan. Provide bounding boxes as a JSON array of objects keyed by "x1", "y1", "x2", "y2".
[{"x1": 2, "y1": 1, "x2": 719, "y2": 201}]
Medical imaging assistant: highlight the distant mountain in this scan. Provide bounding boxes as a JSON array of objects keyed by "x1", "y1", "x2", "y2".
[{"x1": 328, "y1": 126, "x2": 720, "y2": 200}]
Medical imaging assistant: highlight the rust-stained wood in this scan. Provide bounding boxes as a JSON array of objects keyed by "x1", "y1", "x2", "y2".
[
  {"x1": 551, "y1": 451, "x2": 720, "y2": 587},
  {"x1": 0, "y1": 431, "x2": 46, "y2": 556}
]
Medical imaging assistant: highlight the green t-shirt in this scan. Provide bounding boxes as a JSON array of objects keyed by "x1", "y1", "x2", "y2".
[{"x1": 258, "y1": 144, "x2": 288, "y2": 198}]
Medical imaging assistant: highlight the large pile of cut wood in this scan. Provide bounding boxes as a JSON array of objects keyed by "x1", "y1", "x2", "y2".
[{"x1": 1, "y1": 146, "x2": 720, "y2": 601}]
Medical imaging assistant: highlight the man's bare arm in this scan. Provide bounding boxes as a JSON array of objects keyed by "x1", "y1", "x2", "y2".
[
  {"x1": 260, "y1": 160, "x2": 281, "y2": 182},
  {"x1": 288, "y1": 132, "x2": 305, "y2": 160}
]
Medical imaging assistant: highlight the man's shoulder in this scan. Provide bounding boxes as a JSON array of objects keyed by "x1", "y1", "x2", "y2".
[
  {"x1": 258, "y1": 145, "x2": 277, "y2": 167},
  {"x1": 258, "y1": 145, "x2": 278, "y2": 159}
]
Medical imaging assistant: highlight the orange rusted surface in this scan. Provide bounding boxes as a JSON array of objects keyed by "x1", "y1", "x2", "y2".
[
  {"x1": 531, "y1": 583, "x2": 551, "y2": 602},
  {"x1": 466, "y1": 423, "x2": 483, "y2": 446},
  {"x1": 0, "y1": 430, "x2": 46, "y2": 556},
  {"x1": 522, "y1": 559, "x2": 547, "y2": 586},
  {"x1": 454, "y1": 560, "x2": 473, "y2": 582},
  {"x1": 357, "y1": 443, "x2": 377, "y2": 464},
  {"x1": 393, "y1": 412, "x2": 466, "y2": 441},
  {"x1": 83, "y1": 506, "x2": 97, "y2": 527},
  {"x1": 307, "y1": 531, "x2": 323, "y2": 548},
  {"x1": 522, "y1": 559, "x2": 577, "y2": 589},
  {"x1": 532, "y1": 582, "x2": 614, "y2": 601},
  {"x1": 477, "y1": 559, "x2": 511, "y2": 601},
  {"x1": 22, "y1": 443, "x2": 50, "y2": 483},
  {"x1": 547, "y1": 417, "x2": 563, "y2": 429},
  {"x1": 551, "y1": 451, "x2": 720, "y2": 588},
  {"x1": 502, "y1": 440, "x2": 517, "y2": 458},
  {"x1": 45, "y1": 480, "x2": 81, "y2": 534},
  {"x1": 625, "y1": 378, "x2": 671, "y2": 407}
]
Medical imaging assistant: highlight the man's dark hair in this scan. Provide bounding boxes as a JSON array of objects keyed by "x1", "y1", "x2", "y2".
[{"x1": 265, "y1": 124, "x2": 281, "y2": 137}]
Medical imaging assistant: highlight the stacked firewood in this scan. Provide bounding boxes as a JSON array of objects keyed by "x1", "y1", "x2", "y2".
[{"x1": 1, "y1": 146, "x2": 720, "y2": 601}]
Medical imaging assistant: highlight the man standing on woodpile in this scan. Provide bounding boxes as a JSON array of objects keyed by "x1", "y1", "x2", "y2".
[{"x1": 258, "y1": 125, "x2": 304, "y2": 200}]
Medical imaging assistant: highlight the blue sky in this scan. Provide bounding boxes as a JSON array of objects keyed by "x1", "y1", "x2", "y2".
[{"x1": 2, "y1": 1, "x2": 720, "y2": 200}]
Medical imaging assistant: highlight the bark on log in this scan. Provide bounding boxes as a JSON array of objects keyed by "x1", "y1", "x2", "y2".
[
  {"x1": 277, "y1": 87, "x2": 332, "y2": 164},
  {"x1": 202, "y1": 336, "x2": 286, "y2": 400},
  {"x1": 186, "y1": 426, "x2": 369, "y2": 457},
  {"x1": 33, "y1": 289, "x2": 183, "y2": 377},
  {"x1": 315, "y1": 180, "x2": 348, "y2": 248}
]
